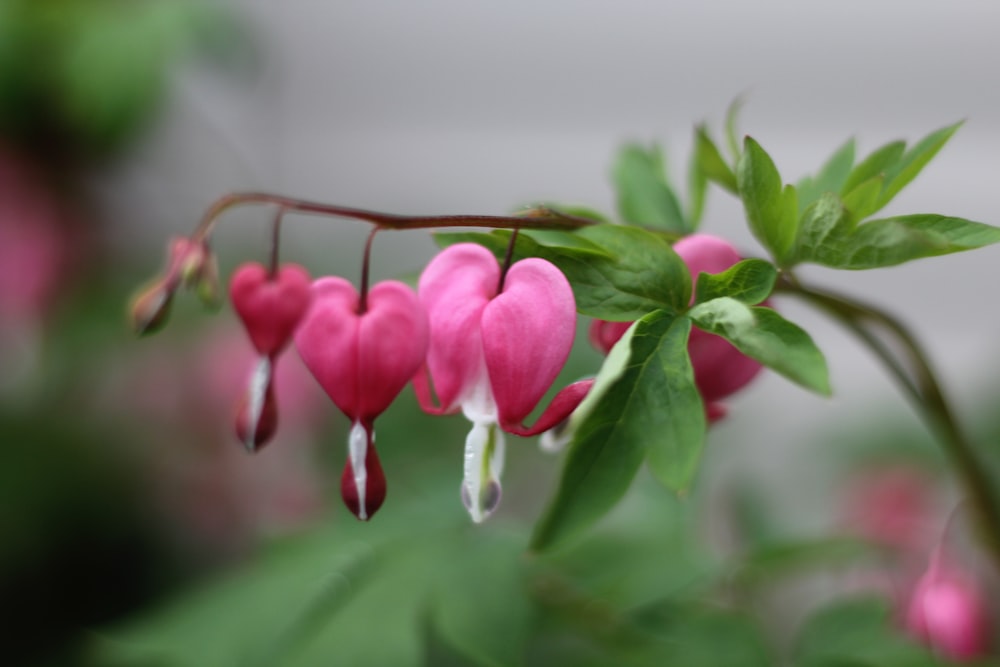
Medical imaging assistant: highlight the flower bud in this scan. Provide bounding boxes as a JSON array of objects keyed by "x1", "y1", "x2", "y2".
[{"x1": 129, "y1": 278, "x2": 176, "y2": 336}]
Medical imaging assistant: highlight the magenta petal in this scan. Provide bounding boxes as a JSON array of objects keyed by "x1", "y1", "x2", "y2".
[
  {"x1": 230, "y1": 262, "x2": 312, "y2": 356},
  {"x1": 588, "y1": 319, "x2": 630, "y2": 355},
  {"x1": 482, "y1": 258, "x2": 575, "y2": 426},
  {"x1": 503, "y1": 378, "x2": 593, "y2": 436},
  {"x1": 293, "y1": 277, "x2": 361, "y2": 418},
  {"x1": 357, "y1": 280, "x2": 429, "y2": 421},
  {"x1": 688, "y1": 327, "x2": 763, "y2": 403},
  {"x1": 418, "y1": 243, "x2": 498, "y2": 412}
]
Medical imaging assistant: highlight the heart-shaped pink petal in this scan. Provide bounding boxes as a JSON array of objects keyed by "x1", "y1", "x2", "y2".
[
  {"x1": 481, "y1": 257, "x2": 576, "y2": 427},
  {"x1": 294, "y1": 277, "x2": 428, "y2": 423},
  {"x1": 417, "y1": 243, "x2": 498, "y2": 412},
  {"x1": 230, "y1": 262, "x2": 312, "y2": 356}
]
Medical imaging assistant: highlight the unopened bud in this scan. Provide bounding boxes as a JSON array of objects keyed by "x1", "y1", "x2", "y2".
[
  {"x1": 194, "y1": 251, "x2": 222, "y2": 310},
  {"x1": 130, "y1": 279, "x2": 175, "y2": 336}
]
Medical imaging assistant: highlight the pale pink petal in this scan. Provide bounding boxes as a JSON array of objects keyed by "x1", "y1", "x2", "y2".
[
  {"x1": 418, "y1": 243, "x2": 498, "y2": 411},
  {"x1": 293, "y1": 277, "x2": 361, "y2": 418},
  {"x1": 482, "y1": 258, "x2": 575, "y2": 426}
]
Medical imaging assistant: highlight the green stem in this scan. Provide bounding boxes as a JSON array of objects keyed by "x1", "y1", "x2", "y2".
[
  {"x1": 190, "y1": 192, "x2": 595, "y2": 243},
  {"x1": 779, "y1": 276, "x2": 1000, "y2": 571}
]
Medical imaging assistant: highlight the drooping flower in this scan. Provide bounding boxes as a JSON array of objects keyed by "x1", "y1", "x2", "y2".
[
  {"x1": 294, "y1": 276, "x2": 429, "y2": 520},
  {"x1": 905, "y1": 550, "x2": 991, "y2": 661},
  {"x1": 414, "y1": 243, "x2": 590, "y2": 522},
  {"x1": 229, "y1": 262, "x2": 312, "y2": 450},
  {"x1": 589, "y1": 233, "x2": 763, "y2": 421}
]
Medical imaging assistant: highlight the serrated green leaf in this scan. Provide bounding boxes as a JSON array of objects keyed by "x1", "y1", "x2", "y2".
[
  {"x1": 841, "y1": 140, "x2": 905, "y2": 196},
  {"x1": 737, "y1": 137, "x2": 799, "y2": 265},
  {"x1": 687, "y1": 147, "x2": 708, "y2": 229},
  {"x1": 688, "y1": 299, "x2": 831, "y2": 395},
  {"x1": 613, "y1": 144, "x2": 690, "y2": 233},
  {"x1": 531, "y1": 311, "x2": 705, "y2": 552},
  {"x1": 693, "y1": 259, "x2": 777, "y2": 306},
  {"x1": 694, "y1": 125, "x2": 738, "y2": 194},
  {"x1": 876, "y1": 121, "x2": 963, "y2": 214},
  {"x1": 796, "y1": 138, "x2": 855, "y2": 211},
  {"x1": 808, "y1": 214, "x2": 1000, "y2": 270}
]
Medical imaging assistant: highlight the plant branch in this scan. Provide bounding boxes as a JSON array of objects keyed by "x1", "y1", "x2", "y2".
[
  {"x1": 778, "y1": 276, "x2": 1000, "y2": 571},
  {"x1": 189, "y1": 193, "x2": 596, "y2": 243}
]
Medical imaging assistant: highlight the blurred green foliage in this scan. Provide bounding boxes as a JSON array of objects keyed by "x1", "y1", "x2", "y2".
[{"x1": 0, "y1": 0, "x2": 244, "y2": 159}]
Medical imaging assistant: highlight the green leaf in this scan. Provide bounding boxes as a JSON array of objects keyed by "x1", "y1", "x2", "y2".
[
  {"x1": 794, "y1": 597, "x2": 939, "y2": 667},
  {"x1": 535, "y1": 204, "x2": 612, "y2": 224},
  {"x1": 841, "y1": 174, "x2": 884, "y2": 221},
  {"x1": 737, "y1": 137, "x2": 799, "y2": 265},
  {"x1": 435, "y1": 226, "x2": 691, "y2": 319},
  {"x1": 431, "y1": 530, "x2": 533, "y2": 667},
  {"x1": 725, "y1": 96, "x2": 745, "y2": 160},
  {"x1": 842, "y1": 140, "x2": 905, "y2": 196},
  {"x1": 694, "y1": 125, "x2": 738, "y2": 194},
  {"x1": 531, "y1": 311, "x2": 705, "y2": 552},
  {"x1": 796, "y1": 138, "x2": 855, "y2": 211},
  {"x1": 877, "y1": 121, "x2": 963, "y2": 214},
  {"x1": 793, "y1": 193, "x2": 854, "y2": 265},
  {"x1": 612, "y1": 144, "x2": 690, "y2": 233},
  {"x1": 573, "y1": 225, "x2": 691, "y2": 315},
  {"x1": 688, "y1": 299, "x2": 831, "y2": 395},
  {"x1": 693, "y1": 259, "x2": 777, "y2": 306},
  {"x1": 807, "y1": 214, "x2": 1000, "y2": 270}
]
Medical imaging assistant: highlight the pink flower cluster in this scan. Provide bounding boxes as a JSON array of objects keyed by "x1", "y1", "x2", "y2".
[{"x1": 207, "y1": 233, "x2": 767, "y2": 523}]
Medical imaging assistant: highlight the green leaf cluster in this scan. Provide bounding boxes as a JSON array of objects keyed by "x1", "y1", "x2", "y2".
[{"x1": 727, "y1": 122, "x2": 1000, "y2": 269}]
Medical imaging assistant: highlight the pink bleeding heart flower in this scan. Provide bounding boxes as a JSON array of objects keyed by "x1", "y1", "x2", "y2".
[
  {"x1": 905, "y1": 550, "x2": 991, "y2": 661},
  {"x1": 294, "y1": 276, "x2": 429, "y2": 521},
  {"x1": 228, "y1": 262, "x2": 312, "y2": 451},
  {"x1": 414, "y1": 243, "x2": 590, "y2": 522},
  {"x1": 230, "y1": 262, "x2": 312, "y2": 357},
  {"x1": 589, "y1": 233, "x2": 763, "y2": 422}
]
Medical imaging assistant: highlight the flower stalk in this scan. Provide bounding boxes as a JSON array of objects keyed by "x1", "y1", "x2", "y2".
[{"x1": 778, "y1": 275, "x2": 1000, "y2": 573}]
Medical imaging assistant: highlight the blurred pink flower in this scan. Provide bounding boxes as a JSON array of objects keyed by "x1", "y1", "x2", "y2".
[
  {"x1": 839, "y1": 464, "x2": 936, "y2": 554},
  {"x1": 905, "y1": 551, "x2": 991, "y2": 661},
  {"x1": 0, "y1": 149, "x2": 70, "y2": 324}
]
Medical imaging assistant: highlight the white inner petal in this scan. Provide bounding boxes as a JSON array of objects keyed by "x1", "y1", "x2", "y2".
[
  {"x1": 348, "y1": 421, "x2": 369, "y2": 520},
  {"x1": 461, "y1": 421, "x2": 505, "y2": 523},
  {"x1": 245, "y1": 355, "x2": 272, "y2": 450},
  {"x1": 460, "y1": 356, "x2": 497, "y2": 424}
]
